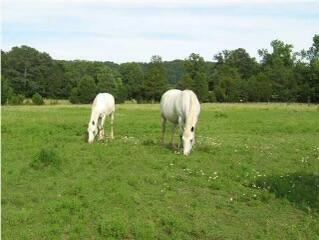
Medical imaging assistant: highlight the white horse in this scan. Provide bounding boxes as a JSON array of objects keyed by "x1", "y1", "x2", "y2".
[
  {"x1": 160, "y1": 89, "x2": 201, "y2": 155},
  {"x1": 87, "y1": 93, "x2": 115, "y2": 143}
]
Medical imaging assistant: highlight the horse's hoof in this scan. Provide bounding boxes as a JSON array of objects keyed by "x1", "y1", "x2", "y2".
[{"x1": 171, "y1": 144, "x2": 178, "y2": 150}]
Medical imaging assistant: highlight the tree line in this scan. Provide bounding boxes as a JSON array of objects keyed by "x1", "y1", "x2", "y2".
[{"x1": 1, "y1": 34, "x2": 318, "y2": 104}]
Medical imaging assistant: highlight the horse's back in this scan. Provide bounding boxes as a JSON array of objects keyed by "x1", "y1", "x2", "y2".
[
  {"x1": 160, "y1": 89, "x2": 182, "y2": 123},
  {"x1": 93, "y1": 93, "x2": 115, "y2": 115},
  {"x1": 160, "y1": 89, "x2": 200, "y2": 123}
]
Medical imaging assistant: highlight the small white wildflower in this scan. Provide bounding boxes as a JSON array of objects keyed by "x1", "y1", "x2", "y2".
[{"x1": 230, "y1": 197, "x2": 233, "y2": 201}]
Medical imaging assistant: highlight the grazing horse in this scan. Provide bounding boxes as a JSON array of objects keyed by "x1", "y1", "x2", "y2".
[
  {"x1": 160, "y1": 89, "x2": 201, "y2": 155},
  {"x1": 87, "y1": 93, "x2": 115, "y2": 143}
]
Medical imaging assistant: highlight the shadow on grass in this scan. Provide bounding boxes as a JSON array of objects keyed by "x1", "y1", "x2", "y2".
[
  {"x1": 251, "y1": 172, "x2": 319, "y2": 213},
  {"x1": 142, "y1": 139, "x2": 178, "y2": 150}
]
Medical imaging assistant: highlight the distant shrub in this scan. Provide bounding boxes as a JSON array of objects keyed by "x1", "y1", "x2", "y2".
[
  {"x1": 208, "y1": 91, "x2": 217, "y2": 102},
  {"x1": 8, "y1": 94, "x2": 25, "y2": 105},
  {"x1": 30, "y1": 148, "x2": 61, "y2": 170},
  {"x1": 69, "y1": 87, "x2": 80, "y2": 104},
  {"x1": 24, "y1": 99, "x2": 32, "y2": 105},
  {"x1": 32, "y1": 93, "x2": 44, "y2": 105}
]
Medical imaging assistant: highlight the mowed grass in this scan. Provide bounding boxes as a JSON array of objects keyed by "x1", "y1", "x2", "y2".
[{"x1": 2, "y1": 103, "x2": 319, "y2": 239}]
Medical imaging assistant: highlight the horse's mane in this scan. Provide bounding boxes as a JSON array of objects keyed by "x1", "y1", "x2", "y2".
[{"x1": 185, "y1": 91, "x2": 197, "y2": 130}]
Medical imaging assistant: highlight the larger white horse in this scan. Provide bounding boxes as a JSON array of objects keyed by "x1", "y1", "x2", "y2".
[
  {"x1": 160, "y1": 89, "x2": 201, "y2": 155},
  {"x1": 87, "y1": 93, "x2": 115, "y2": 143}
]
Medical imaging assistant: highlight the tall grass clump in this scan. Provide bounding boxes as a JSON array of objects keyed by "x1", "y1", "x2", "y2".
[{"x1": 30, "y1": 148, "x2": 61, "y2": 170}]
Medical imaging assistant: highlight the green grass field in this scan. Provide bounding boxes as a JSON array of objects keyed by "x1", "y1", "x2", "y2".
[{"x1": 2, "y1": 103, "x2": 319, "y2": 239}]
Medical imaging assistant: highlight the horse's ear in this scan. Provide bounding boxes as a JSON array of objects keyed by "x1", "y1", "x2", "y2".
[
  {"x1": 191, "y1": 126, "x2": 194, "y2": 132},
  {"x1": 92, "y1": 121, "x2": 95, "y2": 125}
]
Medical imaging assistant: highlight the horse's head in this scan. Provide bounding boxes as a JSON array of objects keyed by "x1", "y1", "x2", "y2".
[
  {"x1": 182, "y1": 126, "x2": 195, "y2": 156},
  {"x1": 87, "y1": 120, "x2": 98, "y2": 143}
]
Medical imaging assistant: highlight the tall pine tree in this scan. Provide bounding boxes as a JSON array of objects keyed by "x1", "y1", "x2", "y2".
[
  {"x1": 144, "y1": 55, "x2": 168, "y2": 101},
  {"x1": 183, "y1": 53, "x2": 209, "y2": 102}
]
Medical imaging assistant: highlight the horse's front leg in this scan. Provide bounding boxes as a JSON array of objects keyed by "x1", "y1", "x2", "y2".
[
  {"x1": 110, "y1": 112, "x2": 114, "y2": 139},
  {"x1": 98, "y1": 115, "x2": 106, "y2": 141},
  {"x1": 171, "y1": 123, "x2": 178, "y2": 149},
  {"x1": 178, "y1": 117, "x2": 184, "y2": 149},
  {"x1": 161, "y1": 116, "x2": 166, "y2": 144}
]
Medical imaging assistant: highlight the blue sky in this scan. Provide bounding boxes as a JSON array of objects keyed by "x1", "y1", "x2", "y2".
[{"x1": 2, "y1": 0, "x2": 319, "y2": 63}]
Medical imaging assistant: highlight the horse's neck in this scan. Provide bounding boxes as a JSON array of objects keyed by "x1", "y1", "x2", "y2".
[
  {"x1": 185, "y1": 95, "x2": 196, "y2": 129},
  {"x1": 90, "y1": 110, "x2": 100, "y2": 124}
]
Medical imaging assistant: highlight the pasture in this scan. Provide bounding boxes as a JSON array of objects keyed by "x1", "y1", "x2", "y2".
[{"x1": 2, "y1": 103, "x2": 319, "y2": 239}]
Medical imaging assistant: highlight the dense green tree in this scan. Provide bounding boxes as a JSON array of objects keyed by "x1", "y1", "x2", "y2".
[
  {"x1": 176, "y1": 74, "x2": 193, "y2": 90},
  {"x1": 163, "y1": 60, "x2": 186, "y2": 86},
  {"x1": 119, "y1": 63, "x2": 144, "y2": 100},
  {"x1": 1, "y1": 46, "x2": 54, "y2": 97},
  {"x1": 183, "y1": 53, "x2": 209, "y2": 102},
  {"x1": 1, "y1": 77, "x2": 13, "y2": 104},
  {"x1": 2, "y1": 35, "x2": 319, "y2": 104},
  {"x1": 72, "y1": 75, "x2": 97, "y2": 104},
  {"x1": 214, "y1": 48, "x2": 258, "y2": 79},
  {"x1": 247, "y1": 73, "x2": 272, "y2": 102},
  {"x1": 47, "y1": 62, "x2": 70, "y2": 98},
  {"x1": 193, "y1": 72, "x2": 209, "y2": 102},
  {"x1": 69, "y1": 87, "x2": 80, "y2": 104},
  {"x1": 307, "y1": 35, "x2": 319, "y2": 102},
  {"x1": 96, "y1": 67, "x2": 116, "y2": 94},
  {"x1": 144, "y1": 55, "x2": 168, "y2": 101},
  {"x1": 113, "y1": 77, "x2": 128, "y2": 103},
  {"x1": 214, "y1": 85, "x2": 225, "y2": 102},
  {"x1": 210, "y1": 65, "x2": 243, "y2": 102}
]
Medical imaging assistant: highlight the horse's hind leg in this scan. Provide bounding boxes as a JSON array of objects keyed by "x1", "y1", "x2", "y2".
[
  {"x1": 171, "y1": 123, "x2": 178, "y2": 149},
  {"x1": 110, "y1": 112, "x2": 114, "y2": 139},
  {"x1": 98, "y1": 114, "x2": 106, "y2": 140},
  {"x1": 178, "y1": 117, "x2": 184, "y2": 149},
  {"x1": 161, "y1": 116, "x2": 166, "y2": 144}
]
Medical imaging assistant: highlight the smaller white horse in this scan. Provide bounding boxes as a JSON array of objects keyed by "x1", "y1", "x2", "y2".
[
  {"x1": 160, "y1": 89, "x2": 201, "y2": 155},
  {"x1": 87, "y1": 93, "x2": 115, "y2": 143}
]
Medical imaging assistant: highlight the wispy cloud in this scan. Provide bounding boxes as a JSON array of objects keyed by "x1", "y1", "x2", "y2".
[{"x1": 2, "y1": 0, "x2": 318, "y2": 62}]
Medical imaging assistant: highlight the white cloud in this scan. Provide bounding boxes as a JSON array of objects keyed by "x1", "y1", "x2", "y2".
[{"x1": 2, "y1": 0, "x2": 318, "y2": 62}]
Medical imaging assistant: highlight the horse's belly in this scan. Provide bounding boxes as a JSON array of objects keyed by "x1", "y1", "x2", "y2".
[{"x1": 161, "y1": 106, "x2": 179, "y2": 123}]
